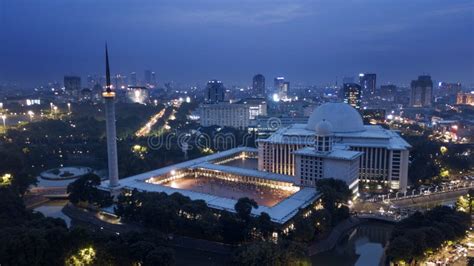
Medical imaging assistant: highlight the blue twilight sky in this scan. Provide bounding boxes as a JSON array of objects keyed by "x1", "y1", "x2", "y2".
[{"x1": 0, "y1": 0, "x2": 473, "y2": 88}]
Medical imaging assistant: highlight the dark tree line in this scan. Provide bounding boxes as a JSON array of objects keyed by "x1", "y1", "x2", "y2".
[
  {"x1": 115, "y1": 191, "x2": 277, "y2": 244},
  {"x1": 0, "y1": 186, "x2": 175, "y2": 266},
  {"x1": 386, "y1": 206, "x2": 470, "y2": 264}
]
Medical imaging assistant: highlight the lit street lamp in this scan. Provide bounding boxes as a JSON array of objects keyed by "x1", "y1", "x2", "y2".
[
  {"x1": 27, "y1": 111, "x2": 34, "y2": 122},
  {"x1": 1, "y1": 114, "x2": 6, "y2": 129},
  {"x1": 67, "y1": 102, "x2": 71, "y2": 114}
]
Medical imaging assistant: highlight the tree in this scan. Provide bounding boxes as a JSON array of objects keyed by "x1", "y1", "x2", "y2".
[
  {"x1": 289, "y1": 216, "x2": 315, "y2": 242},
  {"x1": 386, "y1": 236, "x2": 414, "y2": 263},
  {"x1": 144, "y1": 247, "x2": 175, "y2": 266},
  {"x1": 0, "y1": 187, "x2": 29, "y2": 227},
  {"x1": 256, "y1": 212, "x2": 274, "y2": 240},
  {"x1": 234, "y1": 197, "x2": 258, "y2": 221},
  {"x1": 67, "y1": 173, "x2": 112, "y2": 207},
  {"x1": 315, "y1": 178, "x2": 351, "y2": 214},
  {"x1": 232, "y1": 240, "x2": 310, "y2": 266}
]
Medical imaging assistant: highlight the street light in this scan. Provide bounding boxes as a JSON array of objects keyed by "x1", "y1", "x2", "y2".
[
  {"x1": 27, "y1": 111, "x2": 34, "y2": 122},
  {"x1": 1, "y1": 114, "x2": 6, "y2": 129},
  {"x1": 67, "y1": 103, "x2": 71, "y2": 114}
]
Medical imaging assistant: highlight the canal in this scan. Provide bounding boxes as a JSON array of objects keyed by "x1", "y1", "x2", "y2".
[
  {"x1": 311, "y1": 221, "x2": 394, "y2": 266},
  {"x1": 33, "y1": 200, "x2": 71, "y2": 227}
]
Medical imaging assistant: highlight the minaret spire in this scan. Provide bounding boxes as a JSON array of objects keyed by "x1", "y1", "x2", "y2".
[
  {"x1": 102, "y1": 44, "x2": 119, "y2": 188},
  {"x1": 105, "y1": 43, "x2": 112, "y2": 93}
]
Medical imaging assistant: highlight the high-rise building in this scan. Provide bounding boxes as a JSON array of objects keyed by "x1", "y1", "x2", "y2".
[
  {"x1": 151, "y1": 72, "x2": 157, "y2": 87},
  {"x1": 410, "y1": 75, "x2": 433, "y2": 107},
  {"x1": 359, "y1": 73, "x2": 377, "y2": 95},
  {"x1": 342, "y1": 83, "x2": 362, "y2": 109},
  {"x1": 252, "y1": 74, "x2": 265, "y2": 97},
  {"x1": 281, "y1": 82, "x2": 290, "y2": 99},
  {"x1": 130, "y1": 72, "x2": 137, "y2": 86},
  {"x1": 274, "y1": 77, "x2": 288, "y2": 99},
  {"x1": 64, "y1": 76, "x2": 81, "y2": 97},
  {"x1": 438, "y1": 82, "x2": 461, "y2": 97},
  {"x1": 206, "y1": 80, "x2": 225, "y2": 103},
  {"x1": 144, "y1": 70, "x2": 152, "y2": 86}
]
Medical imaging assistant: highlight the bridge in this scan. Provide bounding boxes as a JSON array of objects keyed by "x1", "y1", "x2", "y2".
[{"x1": 372, "y1": 180, "x2": 474, "y2": 204}]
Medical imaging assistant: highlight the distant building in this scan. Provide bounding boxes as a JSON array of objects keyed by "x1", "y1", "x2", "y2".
[
  {"x1": 252, "y1": 74, "x2": 265, "y2": 97},
  {"x1": 151, "y1": 72, "x2": 157, "y2": 87},
  {"x1": 410, "y1": 75, "x2": 433, "y2": 107},
  {"x1": 64, "y1": 76, "x2": 81, "y2": 98},
  {"x1": 438, "y1": 82, "x2": 461, "y2": 97},
  {"x1": 205, "y1": 80, "x2": 225, "y2": 103},
  {"x1": 457, "y1": 92, "x2": 474, "y2": 106},
  {"x1": 235, "y1": 98, "x2": 267, "y2": 119},
  {"x1": 359, "y1": 73, "x2": 376, "y2": 95},
  {"x1": 127, "y1": 86, "x2": 149, "y2": 104},
  {"x1": 342, "y1": 83, "x2": 362, "y2": 109},
  {"x1": 199, "y1": 103, "x2": 250, "y2": 129},
  {"x1": 380, "y1": 84, "x2": 397, "y2": 101},
  {"x1": 274, "y1": 77, "x2": 287, "y2": 99},
  {"x1": 130, "y1": 72, "x2": 137, "y2": 86},
  {"x1": 144, "y1": 70, "x2": 152, "y2": 86},
  {"x1": 282, "y1": 82, "x2": 290, "y2": 99}
]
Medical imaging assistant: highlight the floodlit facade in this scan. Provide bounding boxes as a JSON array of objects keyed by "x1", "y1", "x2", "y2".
[
  {"x1": 198, "y1": 103, "x2": 250, "y2": 129},
  {"x1": 258, "y1": 102, "x2": 411, "y2": 191},
  {"x1": 294, "y1": 120, "x2": 362, "y2": 194}
]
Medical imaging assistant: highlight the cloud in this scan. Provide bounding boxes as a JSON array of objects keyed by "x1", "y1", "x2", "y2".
[{"x1": 159, "y1": 2, "x2": 314, "y2": 26}]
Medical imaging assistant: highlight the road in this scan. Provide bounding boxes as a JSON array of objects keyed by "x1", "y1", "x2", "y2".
[{"x1": 135, "y1": 108, "x2": 166, "y2": 137}]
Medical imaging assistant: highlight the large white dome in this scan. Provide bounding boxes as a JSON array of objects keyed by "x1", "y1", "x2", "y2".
[{"x1": 306, "y1": 102, "x2": 365, "y2": 133}]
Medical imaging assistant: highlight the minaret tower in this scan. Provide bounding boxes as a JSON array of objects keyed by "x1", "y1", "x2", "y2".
[{"x1": 103, "y1": 44, "x2": 119, "y2": 188}]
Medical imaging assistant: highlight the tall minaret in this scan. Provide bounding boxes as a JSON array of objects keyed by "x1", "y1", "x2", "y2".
[{"x1": 103, "y1": 44, "x2": 119, "y2": 188}]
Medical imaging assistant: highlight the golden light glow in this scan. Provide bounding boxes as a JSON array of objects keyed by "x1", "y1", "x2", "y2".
[
  {"x1": 102, "y1": 91, "x2": 116, "y2": 98},
  {"x1": 0, "y1": 173, "x2": 12, "y2": 186},
  {"x1": 66, "y1": 247, "x2": 96, "y2": 266}
]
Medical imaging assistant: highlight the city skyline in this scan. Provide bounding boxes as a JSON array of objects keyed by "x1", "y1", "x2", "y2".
[{"x1": 1, "y1": 0, "x2": 473, "y2": 87}]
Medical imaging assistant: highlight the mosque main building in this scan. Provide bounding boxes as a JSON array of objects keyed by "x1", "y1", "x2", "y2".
[{"x1": 258, "y1": 102, "x2": 411, "y2": 191}]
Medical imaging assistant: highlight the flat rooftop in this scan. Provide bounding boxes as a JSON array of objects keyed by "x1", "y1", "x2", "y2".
[{"x1": 100, "y1": 147, "x2": 319, "y2": 224}]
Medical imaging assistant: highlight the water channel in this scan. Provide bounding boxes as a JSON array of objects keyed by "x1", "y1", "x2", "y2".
[{"x1": 311, "y1": 221, "x2": 394, "y2": 266}]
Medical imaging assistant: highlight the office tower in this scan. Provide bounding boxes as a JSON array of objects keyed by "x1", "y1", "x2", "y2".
[
  {"x1": 252, "y1": 74, "x2": 265, "y2": 97},
  {"x1": 380, "y1": 84, "x2": 397, "y2": 101},
  {"x1": 274, "y1": 77, "x2": 288, "y2": 99},
  {"x1": 102, "y1": 45, "x2": 119, "y2": 188},
  {"x1": 130, "y1": 72, "x2": 137, "y2": 86},
  {"x1": 438, "y1": 82, "x2": 461, "y2": 97},
  {"x1": 282, "y1": 82, "x2": 290, "y2": 99},
  {"x1": 144, "y1": 70, "x2": 152, "y2": 86},
  {"x1": 410, "y1": 75, "x2": 433, "y2": 107},
  {"x1": 359, "y1": 73, "x2": 377, "y2": 95},
  {"x1": 342, "y1": 83, "x2": 362, "y2": 109},
  {"x1": 151, "y1": 72, "x2": 157, "y2": 87},
  {"x1": 64, "y1": 76, "x2": 81, "y2": 97},
  {"x1": 206, "y1": 79, "x2": 225, "y2": 103},
  {"x1": 274, "y1": 77, "x2": 285, "y2": 91}
]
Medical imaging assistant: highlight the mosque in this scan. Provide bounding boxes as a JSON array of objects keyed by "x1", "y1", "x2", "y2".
[{"x1": 100, "y1": 49, "x2": 410, "y2": 226}]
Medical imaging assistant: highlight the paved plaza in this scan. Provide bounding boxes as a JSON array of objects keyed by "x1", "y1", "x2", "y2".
[{"x1": 162, "y1": 176, "x2": 294, "y2": 207}]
